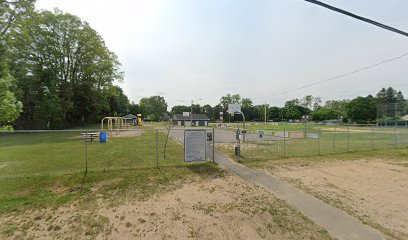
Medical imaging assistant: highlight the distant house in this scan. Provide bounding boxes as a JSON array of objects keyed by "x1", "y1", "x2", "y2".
[
  {"x1": 122, "y1": 114, "x2": 137, "y2": 120},
  {"x1": 173, "y1": 113, "x2": 210, "y2": 126}
]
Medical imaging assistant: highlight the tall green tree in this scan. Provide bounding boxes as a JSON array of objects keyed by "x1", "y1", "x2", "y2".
[
  {"x1": 106, "y1": 86, "x2": 130, "y2": 117},
  {"x1": 212, "y1": 104, "x2": 223, "y2": 121},
  {"x1": 376, "y1": 87, "x2": 400, "y2": 104},
  {"x1": 201, "y1": 104, "x2": 214, "y2": 120},
  {"x1": 345, "y1": 95, "x2": 377, "y2": 123},
  {"x1": 191, "y1": 104, "x2": 202, "y2": 114},
  {"x1": 220, "y1": 93, "x2": 241, "y2": 110},
  {"x1": 129, "y1": 101, "x2": 142, "y2": 115},
  {"x1": 266, "y1": 107, "x2": 279, "y2": 121},
  {"x1": 0, "y1": 71, "x2": 22, "y2": 130},
  {"x1": 241, "y1": 98, "x2": 258, "y2": 121},
  {"x1": 139, "y1": 96, "x2": 167, "y2": 121},
  {"x1": 310, "y1": 108, "x2": 341, "y2": 121},
  {"x1": 284, "y1": 99, "x2": 310, "y2": 120},
  {"x1": 324, "y1": 99, "x2": 349, "y2": 116},
  {"x1": 171, "y1": 105, "x2": 190, "y2": 115},
  {"x1": 9, "y1": 9, "x2": 123, "y2": 128},
  {"x1": 0, "y1": 0, "x2": 35, "y2": 38},
  {"x1": 0, "y1": 0, "x2": 35, "y2": 129}
]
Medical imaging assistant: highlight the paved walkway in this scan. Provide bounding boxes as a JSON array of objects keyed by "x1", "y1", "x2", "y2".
[{"x1": 214, "y1": 152, "x2": 385, "y2": 240}]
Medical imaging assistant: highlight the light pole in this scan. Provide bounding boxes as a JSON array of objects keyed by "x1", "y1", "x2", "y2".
[{"x1": 191, "y1": 98, "x2": 202, "y2": 126}]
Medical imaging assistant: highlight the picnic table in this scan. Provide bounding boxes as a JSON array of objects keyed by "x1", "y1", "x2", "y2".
[{"x1": 80, "y1": 132, "x2": 100, "y2": 142}]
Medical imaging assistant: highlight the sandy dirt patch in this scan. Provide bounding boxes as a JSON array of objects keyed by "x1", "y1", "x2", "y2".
[
  {"x1": 0, "y1": 162, "x2": 7, "y2": 169},
  {"x1": 0, "y1": 173, "x2": 333, "y2": 240},
  {"x1": 110, "y1": 130, "x2": 145, "y2": 138},
  {"x1": 321, "y1": 127, "x2": 371, "y2": 133},
  {"x1": 273, "y1": 160, "x2": 408, "y2": 240}
]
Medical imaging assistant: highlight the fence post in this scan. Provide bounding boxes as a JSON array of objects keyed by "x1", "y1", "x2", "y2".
[
  {"x1": 155, "y1": 129, "x2": 159, "y2": 167},
  {"x1": 317, "y1": 128, "x2": 320, "y2": 155},
  {"x1": 332, "y1": 126, "x2": 336, "y2": 153},
  {"x1": 371, "y1": 126, "x2": 375, "y2": 150},
  {"x1": 347, "y1": 126, "x2": 350, "y2": 152},
  {"x1": 283, "y1": 128, "x2": 286, "y2": 158},
  {"x1": 394, "y1": 125, "x2": 397, "y2": 147},
  {"x1": 304, "y1": 122, "x2": 307, "y2": 138},
  {"x1": 212, "y1": 128, "x2": 215, "y2": 163},
  {"x1": 85, "y1": 129, "x2": 88, "y2": 173}
]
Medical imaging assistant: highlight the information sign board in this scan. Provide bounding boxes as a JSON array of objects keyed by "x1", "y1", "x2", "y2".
[{"x1": 184, "y1": 130, "x2": 207, "y2": 162}]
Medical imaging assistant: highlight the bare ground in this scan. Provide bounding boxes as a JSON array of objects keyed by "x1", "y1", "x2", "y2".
[
  {"x1": 321, "y1": 127, "x2": 371, "y2": 133},
  {"x1": 0, "y1": 173, "x2": 333, "y2": 240},
  {"x1": 0, "y1": 162, "x2": 7, "y2": 169},
  {"x1": 269, "y1": 159, "x2": 408, "y2": 240},
  {"x1": 110, "y1": 130, "x2": 145, "y2": 138}
]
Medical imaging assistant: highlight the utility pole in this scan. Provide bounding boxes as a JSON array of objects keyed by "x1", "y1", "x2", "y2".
[
  {"x1": 190, "y1": 99, "x2": 193, "y2": 126},
  {"x1": 190, "y1": 98, "x2": 202, "y2": 127}
]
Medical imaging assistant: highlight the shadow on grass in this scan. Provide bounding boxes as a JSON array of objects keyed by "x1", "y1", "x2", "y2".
[
  {"x1": 185, "y1": 162, "x2": 224, "y2": 179},
  {"x1": 155, "y1": 162, "x2": 224, "y2": 183},
  {"x1": 0, "y1": 132, "x2": 82, "y2": 147}
]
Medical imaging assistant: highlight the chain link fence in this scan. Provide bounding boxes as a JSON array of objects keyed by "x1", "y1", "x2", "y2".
[
  {"x1": 2, "y1": 125, "x2": 407, "y2": 176},
  {"x1": 377, "y1": 102, "x2": 408, "y2": 127},
  {"x1": 0, "y1": 128, "x2": 216, "y2": 178},
  {"x1": 216, "y1": 124, "x2": 408, "y2": 161}
]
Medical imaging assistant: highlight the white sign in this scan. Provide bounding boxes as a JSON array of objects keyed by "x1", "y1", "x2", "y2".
[
  {"x1": 228, "y1": 104, "x2": 241, "y2": 115},
  {"x1": 220, "y1": 112, "x2": 223, "y2": 120},
  {"x1": 184, "y1": 130, "x2": 206, "y2": 162}
]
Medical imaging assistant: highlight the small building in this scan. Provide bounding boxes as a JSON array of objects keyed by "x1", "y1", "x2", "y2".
[
  {"x1": 122, "y1": 114, "x2": 137, "y2": 126},
  {"x1": 173, "y1": 113, "x2": 210, "y2": 126}
]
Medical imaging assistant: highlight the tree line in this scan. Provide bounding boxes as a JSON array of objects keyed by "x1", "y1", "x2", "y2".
[
  {"x1": 169, "y1": 87, "x2": 407, "y2": 124},
  {"x1": 1, "y1": 1, "x2": 129, "y2": 129}
]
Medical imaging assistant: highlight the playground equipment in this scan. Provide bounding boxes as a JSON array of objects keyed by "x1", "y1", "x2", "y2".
[
  {"x1": 121, "y1": 114, "x2": 143, "y2": 127},
  {"x1": 101, "y1": 117, "x2": 126, "y2": 136},
  {"x1": 137, "y1": 114, "x2": 143, "y2": 126}
]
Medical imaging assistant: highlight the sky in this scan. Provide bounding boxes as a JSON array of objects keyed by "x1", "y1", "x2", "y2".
[{"x1": 35, "y1": 0, "x2": 408, "y2": 108}]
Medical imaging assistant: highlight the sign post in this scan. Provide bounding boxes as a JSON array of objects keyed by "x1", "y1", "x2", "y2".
[{"x1": 235, "y1": 128, "x2": 241, "y2": 161}]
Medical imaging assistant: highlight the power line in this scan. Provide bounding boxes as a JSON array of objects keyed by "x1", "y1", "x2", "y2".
[
  {"x1": 260, "y1": 52, "x2": 408, "y2": 101},
  {"x1": 304, "y1": 0, "x2": 408, "y2": 38},
  {"x1": 253, "y1": 1, "x2": 408, "y2": 102}
]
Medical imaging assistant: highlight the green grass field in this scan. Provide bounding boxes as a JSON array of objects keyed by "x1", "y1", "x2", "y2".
[{"x1": 0, "y1": 129, "x2": 215, "y2": 214}]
